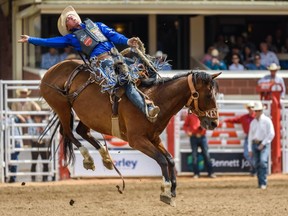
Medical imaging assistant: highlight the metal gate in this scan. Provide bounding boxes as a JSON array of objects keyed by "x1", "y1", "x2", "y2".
[{"x1": 0, "y1": 80, "x2": 59, "y2": 183}]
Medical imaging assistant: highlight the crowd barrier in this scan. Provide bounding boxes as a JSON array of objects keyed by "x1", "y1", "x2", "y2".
[{"x1": 1, "y1": 80, "x2": 288, "y2": 182}]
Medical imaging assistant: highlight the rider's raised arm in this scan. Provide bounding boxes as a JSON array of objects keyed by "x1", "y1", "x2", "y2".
[{"x1": 27, "y1": 36, "x2": 70, "y2": 49}]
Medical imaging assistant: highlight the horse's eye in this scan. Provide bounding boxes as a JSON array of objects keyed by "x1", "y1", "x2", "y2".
[{"x1": 207, "y1": 94, "x2": 212, "y2": 99}]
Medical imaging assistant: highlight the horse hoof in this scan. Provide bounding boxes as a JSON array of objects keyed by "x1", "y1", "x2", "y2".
[
  {"x1": 160, "y1": 194, "x2": 176, "y2": 207},
  {"x1": 103, "y1": 160, "x2": 114, "y2": 170},
  {"x1": 83, "y1": 161, "x2": 95, "y2": 171}
]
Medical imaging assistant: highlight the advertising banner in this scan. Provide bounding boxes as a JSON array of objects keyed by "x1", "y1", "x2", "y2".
[
  {"x1": 181, "y1": 152, "x2": 251, "y2": 173},
  {"x1": 71, "y1": 150, "x2": 162, "y2": 177}
]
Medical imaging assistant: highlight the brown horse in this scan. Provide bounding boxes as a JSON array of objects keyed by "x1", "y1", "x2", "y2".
[{"x1": 40, "y1": 60, "x2": 220, "y2": 206}]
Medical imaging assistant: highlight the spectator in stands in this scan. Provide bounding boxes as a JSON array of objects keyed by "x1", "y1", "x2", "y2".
[
  {"x1": 229, "y1": 53, "x2": 245, "y2": 71},
  {"x1": 223, "y1": 102, "x2": 256, "y2": 175},
  {"x1": 259, "y1": 42, "x2": 279, "y2": 68},
  {"x1": 280, "y1": 37, "x2": 288, "y2": 69},
  {"x1": 204, "y1": 49, "x2": 227, "y2": 70},
  {"x1": 214, "y1": 34, "x2": 229, "y2": 60},
  {"x1": 28, "y1": 114, "x2": 49, "y2": 182},
  {"x1": 258, "y1": 63, "x2": 286, "y2": 99},
  {"x1": 281, "y1": 37, "x2": 288, "y2": 53},
  {"x1": 183, "y1": 113, "x2": 216, "y2": 179},
  {"x1": 245, "y1": 53, "x2": 266, "y2": 70},
  {"x1": 154, "y1": 50, "x2": 172, "y2": 70},
  {"x1": 265, "y1": 34, "x2": 278, "y2": 53},
  {"x1": 274, "y1": 29, "x2": 284, "y2": 53},
  {"x1": 242, "y1": 45, "x2": 254, "y2": 66},
  {"x1": 248, "y1": 101, "x2": 275, "y2": 190},
  {"x1": 59, "y1": 46, "x2": 74, "y2": 61},
  {"x1": 225, "y1": 45, "x2": 243, "y2": 66},
  {"x1": 40, "y1": 47, "x2": 60, "y2": 69},
  {"x1": 201, "y1": 46, "x2": 214, "y2": 63}
]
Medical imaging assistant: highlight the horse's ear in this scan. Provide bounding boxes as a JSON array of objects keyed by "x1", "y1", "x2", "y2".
[{"x1": 211, "y1": 72, "x2": 222, "y2": 79}]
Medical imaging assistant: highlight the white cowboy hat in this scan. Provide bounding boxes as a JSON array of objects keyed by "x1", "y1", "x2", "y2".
[
  {"x1": 57, "y1": 6, "x2": 82, "y2": 36},
  {"x1": 211, "y1": 49, "x2": 219, "y2": 57},
  {"x1": 16, "y1": 88, "x2": 31, "y2": 96},
  {"x1": 245, "y1": 102, "x2": 254, "y2": 109},
  {"x1": 267, "y1": 63, "x2": 281, "y2": 71},
  {"x1": 155, "y1": 50, "x2": 167, "y2": 58},
  {"x1": 252, "y1": 101, "x2": 264, "y2": 111}
]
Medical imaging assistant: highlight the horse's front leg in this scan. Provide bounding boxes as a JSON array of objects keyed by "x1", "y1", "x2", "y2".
[
  {"x1": 129, "y1": 136, "x2": 176, "y2": 207},
  {"x1": 156, "y1": 142, "x2": 177, "y2": 197}
]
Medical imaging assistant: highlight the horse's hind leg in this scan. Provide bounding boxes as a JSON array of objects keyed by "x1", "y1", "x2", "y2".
[
  {"x1": 76, "y1": 121, "x2": 113, "y2": 170},
  {"x1": 49, "y1": 104, "x2": 95, "y2": 171}
]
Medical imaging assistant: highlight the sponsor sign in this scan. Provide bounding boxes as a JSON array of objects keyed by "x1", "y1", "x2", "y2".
[
  {"x1": 181, "y1": 152, "x2": 251, "y2": 173},
  {"x1": 72, "y1": 150, "x2": 161, "y2": 177}
]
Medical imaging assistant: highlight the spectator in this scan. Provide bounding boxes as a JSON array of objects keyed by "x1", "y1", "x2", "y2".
[
  {"x1": 259, "y1": 42, "x2": 279, "y2": 67},
  {"x1": 274, "y1": 29, "x2": 284, "y2": 53},
  {"x1": 204, "y1": 49, "x2": 227, "y2": 70},
  {"x1": 154, "y1": 50, "x2": 172, "y2": 70},
  {"x1": 201, "y1": 46, "x2": 214, "y2": 63},
  {"x1": 59, "y1": 46, "x2": 74, "y2": 61},
  {"x1": 40, "y1": 47, "x2": 60, "y2": 69},
  {"x1": 5, "y1": 115, "x2": 22, "y2": 183},
  {"x1": 224, "y1": 45, "x2": 243, "y2": 66},
  {"x1": 28, "y1": 114, "x2": 49, "y2": 182},
  {"x1": 183, "y1": 113, "x2": 216, "y2": 179},
  {"x1": 223, "y1": 102, "x2": 256, "y2": 175},
  {"x1": 11, "y1": 88, "x2": 41, "y2": 125},
  {"x1": 245, "y1": 53, "x2": 266, "y2": 70},
  {"x1": 280, "y1": 37, "x2": 288, "y2": 69},
  {"x1": 248, "y1": 101, "x2": 275, "y2": 190},
  {"x1": 242, "y1": 45, "x2": 254, "y2": 66},
  {"x1": 229, "y1": 53, "x2": 245, "y2": 71},
  {"x1": 214, "y1": 35, "x2": 229, "y2": 60},
  {"x1": 281, "y1": 37, "x2": 288, "y2": 53},
  {"x1": 258, "y1": 63, "x2": 286, "y2": 99},
  {"x1": 265, "y1": 34, "x2": 278, "y2": 53}
]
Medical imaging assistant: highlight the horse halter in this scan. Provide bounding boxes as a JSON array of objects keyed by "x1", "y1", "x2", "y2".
[{"x1": 185, "y1": 73, "x2": 218, "y2": 118}]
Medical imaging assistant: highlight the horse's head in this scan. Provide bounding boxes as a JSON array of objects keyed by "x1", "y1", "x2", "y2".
[{"x1": 186, "y1": 71, "x2": 221, "y2": 130}]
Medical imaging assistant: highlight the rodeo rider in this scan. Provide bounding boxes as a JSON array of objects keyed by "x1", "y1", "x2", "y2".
[{"x1": 18, "y1": 6, "x2": 160, "y2": 122}]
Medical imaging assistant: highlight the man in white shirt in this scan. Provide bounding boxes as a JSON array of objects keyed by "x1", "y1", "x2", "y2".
[
  {"x1": 259, "y1": 42, "x2": 279, "y2": 67},
  {"x1": 248, "y1": 101, "x2": 275, "y2": 189},
  {"x1": 258, "y1": 63, "x2": 286, "y2": 99}
]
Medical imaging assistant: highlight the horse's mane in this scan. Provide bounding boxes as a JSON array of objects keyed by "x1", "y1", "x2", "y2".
[{"x1": 140, "y1": 70, "x2": 218, "y2": 92}]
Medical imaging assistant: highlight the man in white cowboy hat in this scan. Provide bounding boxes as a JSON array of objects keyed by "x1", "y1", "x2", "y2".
[
  {"x1": 204, "y1": 48, "x2": 227, "y2": 70},
  {"x1": 154, "y1": 50, "x2": 172, "y2": 71},
  {"x1": 18, "y1": 5, "x2": 160, "y2": 122},
  {"x1": 223, "y1": 102, "x2": 256, "y2": 175},
  {"x1": 258, "y1": 63, "x2": 286, "y2": 99},
  {"x1": 12, "y1": 88, "x2": 41, "y2": 123},
  {"x1": 248, "y1": 101, "x2": 275, "y2": 189}
]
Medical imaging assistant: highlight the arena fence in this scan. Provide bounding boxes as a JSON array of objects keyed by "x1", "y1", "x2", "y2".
[
  {"x1": 0, "y1": 80, "x2": 59, "y2": 183},
  {"x1": 1, "y1": 80, "x2": 287, "y2": 182}
]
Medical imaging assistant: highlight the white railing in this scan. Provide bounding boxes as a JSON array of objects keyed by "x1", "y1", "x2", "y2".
[{"x1": 0, "y1": 80, "x2": 59, "y2": 183}]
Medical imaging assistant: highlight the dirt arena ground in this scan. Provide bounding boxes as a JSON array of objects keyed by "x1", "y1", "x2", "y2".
[{"x1": 0, "y1": 174, "x2": 288, "y2": 216}]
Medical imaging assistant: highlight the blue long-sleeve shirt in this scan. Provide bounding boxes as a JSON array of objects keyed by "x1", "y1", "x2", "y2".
[{"x1": 28, "y1": 22, "x2": 129, "y2": 59}]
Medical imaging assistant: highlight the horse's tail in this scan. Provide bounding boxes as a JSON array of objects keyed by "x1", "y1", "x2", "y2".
[
  {"x1": 60, "y1": 111, "x2": 75, "y2": 165},
  {"x1": 38, "y1": 112, "x2": 60, "y2": 159},
  {"x1": 39, "y1": 111, "x2": 75, "y2": 166}
]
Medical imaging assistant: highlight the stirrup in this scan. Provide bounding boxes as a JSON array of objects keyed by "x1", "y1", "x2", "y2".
[
  {"x1": 146, "y1": 106, "x2": 160, "y2": 123},
  {"x1": 147, "y1": 115, "x2": 158, "y2": 123}
]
